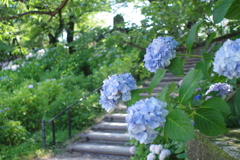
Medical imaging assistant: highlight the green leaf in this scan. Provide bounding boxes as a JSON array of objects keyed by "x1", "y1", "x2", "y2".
[
  {"x1": 186, "y1": 21, "x2": 203, "y2": 53},
  {"x1": 201, "y1": 97, "x2": 230, "y2": 118},
  {"x1": 179, "y1": 69, "x2": 203, "y2": 104},
  {"x1": 148, "y1": 69, "x2": 166, "y2": 95},
  {"x1": 168, "y1": 57, "x2": 184, "y2": 77},
  {"x1": 176, "y1": 153, "x2": 187, "y2": 159},
  {"x1": 193, "y1": 108, "x2": 228, "y2": 136},
  {"x1": 195, "y1": 60, "x2": 204, "y2": 70},
  {"x1": 213, "y1": 0, "x2": 235, "y2": 23},
  {"x1": 126, "y1": 89, "x2": 143, "y2": 106},
  {"x1": 165, "y1": 109, "x2": 194, "y2": 142},
  {"x1": 202, "y1": 32, "x2": 216, "y2": 53},
  {"x1": 158, "y1": 84, "x2": 168, "y2": 101},
  {"x1": 225, "y1": 0, "x2": 240, "y2": 20},
  {"x1": 234, "y1": 87, "x2": 240, "y2": 116},
  {"x1": 168, "y1": 81, "x2": 176, "y2": 93},
  {"x1": 202, "y1": 53, "x2": 212, "y2": 80},
  {"x1": 192, "y1": 99, "x2": 202, "y2": 106}
]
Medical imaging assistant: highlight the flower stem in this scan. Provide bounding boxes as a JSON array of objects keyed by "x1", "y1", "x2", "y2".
[{"x1": 177, "y1": 54, "x2": 203, "y2": 58}]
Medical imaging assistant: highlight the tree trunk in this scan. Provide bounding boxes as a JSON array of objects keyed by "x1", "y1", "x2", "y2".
[
  {"x1": 66, "y1": 15, "x2": 75, "y2": 54},
  {"x1": 48, "y1": 33, "x2": 58, "y2": 46},
  {"x1": 48, "y1": 11, "x2": 64, "y2": 46}
]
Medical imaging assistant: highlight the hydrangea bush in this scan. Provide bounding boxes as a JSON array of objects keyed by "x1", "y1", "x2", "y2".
[
  {"x1": 99, "y1": 36, "x2": 240, "y2": 159},
  {"x1": 98, "y1": 1, "x2": 240, "y2": 159}
]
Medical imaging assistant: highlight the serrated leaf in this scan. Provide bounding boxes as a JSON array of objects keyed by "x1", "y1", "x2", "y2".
[
  {"x1": 225, "y1": 0, "x2": 240, "y2": 20},
  {"x1": 168, "y1": 57, "x2": 184, "y2": 77},
  {"x1": 186, "y1": 21, "x2": 203, "y2": 53},
  {"x1": 213, "y1": 0, "x2": 235, "y2": 23},
  {"x1": 148, "y1": 69, "x2": 166, "y2": 95},
  {"x1": 165, "y1": 109, "x2": 194, "y2": 142},
  {"x1": 193, "y1": 108, "x2": 228, "y2": 136},
  {"x1": 201, "y1": 97, "x2": 230, "y2": 118},
  {"x1": 179, "y1": 69, "x2": 203, "y2": 104},
  {"x1": 192, "y1": 99, "x2": 202, "y2": 106}
]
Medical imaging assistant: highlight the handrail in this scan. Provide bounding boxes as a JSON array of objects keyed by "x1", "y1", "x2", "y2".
[
  {"x1": 42, "y1": 86, "x2": 101, "y2": 147},
  {"x1": 42, "y1": 61, "x2": 141, "y2": 147},
  {"x1": 48, "y1": 86, "x2": 101, "y2": 123}
]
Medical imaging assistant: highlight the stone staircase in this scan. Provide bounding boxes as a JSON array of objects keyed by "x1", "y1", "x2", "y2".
[
  {"x1": 65, "y1": 56, "x2": 201, "y2": 159},
  {"x1": 66, "y1": 106, "x2": 132, "y2": 160}
]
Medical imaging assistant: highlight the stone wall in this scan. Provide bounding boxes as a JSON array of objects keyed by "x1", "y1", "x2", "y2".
[{"x1": 187, "y1": 129, "x2": 240, "y2": 160}]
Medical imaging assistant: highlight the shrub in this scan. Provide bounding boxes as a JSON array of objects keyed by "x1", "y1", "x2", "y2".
[{"x1": 0, "y1": 120, "x2": 28, "y2": 146}]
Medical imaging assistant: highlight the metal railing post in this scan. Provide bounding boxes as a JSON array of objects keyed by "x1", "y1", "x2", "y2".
[
  {"x1": 42, "y1": 119, "x2": 46, "y2": 149},
  {"x1": 68, "y1": 109, "x2": 71, "y2": 139},
  {"x1": 47, "y1": 86, "x2": 101, "y2": 147},
  {"x1": 51, "y1": 120, "x2": 56, "y2": 145}
]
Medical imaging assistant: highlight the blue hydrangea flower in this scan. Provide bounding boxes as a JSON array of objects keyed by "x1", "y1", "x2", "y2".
[
  {"x1": 99, "y1": 73, "x2": 137, "y2": 112},
  {"x1": 159, "y1": 149, "x2": 171, "y2": 160},
  {"x1": 149, "y1": 144, "x2": 163, "y2": 154},
  {"x1": 213, "y1": 39, "x2": 240, "y2": 79},
  {"x1": 126, "y1": 97, "x2": 168, "y2": 144},
  {"x1": 193, "y1": 95, "x2": 202, "y2": 100},
  {"x1": 144, "y1": 36, "x2": 178, "y2": 73},
  {"x1": 205, "y1": 82, "x2": 232, "y2": 98},
  {"x1": 147, "y1": 152, "x2": 156, "y2": 160}
]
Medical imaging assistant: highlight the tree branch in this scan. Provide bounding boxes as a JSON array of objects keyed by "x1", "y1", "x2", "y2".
[
  {"x1": 0, "y1": 0, "x2": 69, "y2": 20},
  {"x1": 122, "y1": 41, "x2": 146, "y2": 51}
]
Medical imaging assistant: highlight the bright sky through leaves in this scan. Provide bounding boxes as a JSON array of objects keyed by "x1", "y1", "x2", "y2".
[{"x1": 94, "y1": 2, "x2": 146, "y2": 27}]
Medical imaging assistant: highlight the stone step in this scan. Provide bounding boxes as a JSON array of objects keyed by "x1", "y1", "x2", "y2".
[
  {"x1": 104, "y1": 114, "x2": 127, "y2": 122},
  {"x1": 114, "y1": 103, "x2": 128, "y2": 113},
  {"x1": 66, "y1": 144, "x2": 133, "y2": 157},
  {"x1": 139, "y1": 92, "x2": 158, "y2": 97},
  {"x1": 161, "y1": 76, "x2": 182, "y2": 82},
  {"x1": 184, "y1": 58, "x2": 201, "y2": 62},
  {"x1": 80, "y1": 132, "x2": 129, "y2": 145},
  {"x1": 144, "y1": 81, "x2": 176, "y2": 87},
  {"x1": 92, "y1": 122, "x2": 128, "y2": 133}
]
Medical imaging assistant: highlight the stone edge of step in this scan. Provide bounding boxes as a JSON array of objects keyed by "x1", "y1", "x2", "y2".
[{"x1": 66, "y1": 144, "x2": 133, "y2": 156}]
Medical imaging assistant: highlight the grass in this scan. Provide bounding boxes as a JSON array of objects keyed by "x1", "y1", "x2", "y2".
[{"x1": 0, "y1": 129, "x2": 80, "y2": 160}]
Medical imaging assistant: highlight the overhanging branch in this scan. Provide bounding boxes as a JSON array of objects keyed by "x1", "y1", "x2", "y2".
[
  {"x1": 122, "y1": 41, "x2": 146, "y2": 51},
  {"x1": 0, "y1": 0, "x2": 69, "y2": 20}
]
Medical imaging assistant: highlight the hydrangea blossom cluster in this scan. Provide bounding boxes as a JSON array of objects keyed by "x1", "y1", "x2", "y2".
[
  {"x1": 159, "y1": 149, "x2": 171, "y2": 160},
  {"x1": 213, "y1": 39, "x2": 240, "y2": 79},
  {"x1": 147, "y1": 152, "x2": 156, "y2": 160},
  {"x1": 0, "y1": 107, "x2": 10, "y2": 114},
  {"x1": 129, "y1": 146, "x2": 135, "y2": 154},
  {"x1": 126, "y1": 97, "x2": 169, "y2": 144},
  {"x1": 99, "y1": 73, "x2": 137, "y2": 112},
  {"x1": 147, "y1": 144, "x2": 171, "y2": 160},
  {"x1": 28, "y1": 85, "x2": 34, "y2": 89},
  {"x1": 144, "y1": 36, "x2": 178, "y2": 73},
  {"x1": 205, "y1": 82, "x2": 232, "y2": 99},
  {"x1": 150, "y1": 144, "x2": 163, "y2": 154}
]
